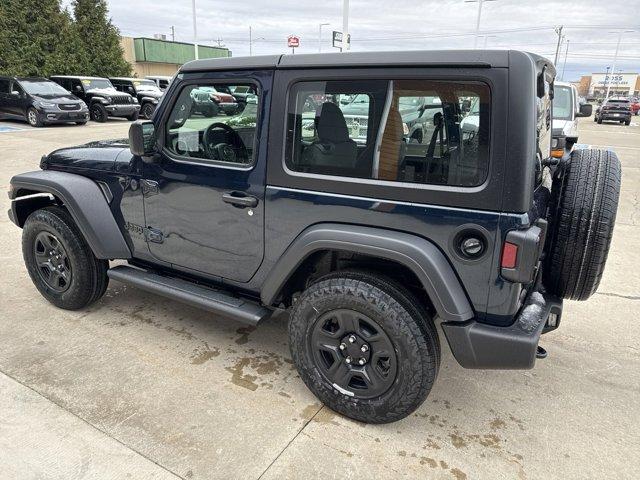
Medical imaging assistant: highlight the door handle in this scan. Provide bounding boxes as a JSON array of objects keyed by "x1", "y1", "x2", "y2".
[{"x1": 222, "y1": 192, "x2": 258, "y2": 208}]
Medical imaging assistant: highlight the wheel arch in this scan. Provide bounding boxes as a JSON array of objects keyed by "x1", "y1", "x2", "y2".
[
  {"x1": 9, "y1": 170, "x2": 131, "y2": 260},
  {"x1": 261, "y1": 223, "x2": 474, "y2": 323}
]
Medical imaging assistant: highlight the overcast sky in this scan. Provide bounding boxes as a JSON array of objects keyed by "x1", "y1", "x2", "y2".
[{"x1": 68, "y1": 0, "x2": 640, "y2": 80}]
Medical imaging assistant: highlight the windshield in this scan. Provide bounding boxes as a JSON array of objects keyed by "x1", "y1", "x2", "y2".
[
  {"x1": 82, "y1": 78, "x2": 115, "y2": 91},
  {"x1": 20, "y1": 80, "x2": 70, "y2": 96},
  {"x1": 133, "y1": 80, "x2": 161, "y2": 93},
  {"x1": 553, "y1": 85, "x2": 573, "y2": 120}
]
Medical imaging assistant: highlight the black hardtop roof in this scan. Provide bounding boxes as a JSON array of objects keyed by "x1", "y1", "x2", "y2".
[
  {"x1": 181, "y1": 50, "x2": 553, "y2": 74},
  {"x1": 109, "y1": 77, "x2": 156, "y2": 82},
  {"x1": 50, "y1": 75, "x2": 110, "y2": 80}
]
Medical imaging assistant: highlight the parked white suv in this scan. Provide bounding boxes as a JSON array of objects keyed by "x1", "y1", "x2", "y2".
[{"x1": 551, "y1": 81, "x2": 592, "y2": 158}]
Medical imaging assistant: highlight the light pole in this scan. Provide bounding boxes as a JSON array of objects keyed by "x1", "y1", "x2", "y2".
[
  {"x1": 605, "y1": 30, "x2": 634, "y2": 100},
  {"x1": 318, "y1": 23, "x2": 330, "y2": 53},
  {"x1": 465, "y1": 0, "x2": 498, "y2": 49},
  {"x1": 191, "y1": 0, "x2": 198, "y2": 60},
  {"x1": 553, "y1": 26, "x2": 564, "y2": 65},
  {"x1": 342, "y1": 0, "x2": 350, "y2": 51},
  {"x1": 248, "y1": 27, "x2": 265, "y2": 57},
  {"x1": 483, "y1": 34, "x2": 497, "y2": 48}
]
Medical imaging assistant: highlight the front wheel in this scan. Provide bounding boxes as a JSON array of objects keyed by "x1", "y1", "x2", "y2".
[
  {"x1": 141, "y1": 103, "x2": 155, "y2": 119},
  {"x1": 27, "y1": 107, "x2": 43, "y2": 127},
  {"x1": 288, "y1": 271, "x2": 440, "y2": 423},
  {"x1": 22, "y1": 206, "x2": 109, "y2": 310},
  {"x1": 90, "y1": 103, "x2": 107, "y2": 122}
]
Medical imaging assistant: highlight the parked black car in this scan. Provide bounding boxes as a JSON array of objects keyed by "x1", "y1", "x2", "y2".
[
  {"x1": 50, "y1": 76, "x2": 140, "y2": 122},
  {"x1": 594, "y1": 98, "x2": 632, "y2": 125},
  {"x1": 9, "y1": 51, "x2": 621, "y2": 424},
  {"x1": 0, "y1": 77, "x2": 89, "y2": 127},
  {"x1": 110, "y1": 77, "x2": 164, "y2": 119}
]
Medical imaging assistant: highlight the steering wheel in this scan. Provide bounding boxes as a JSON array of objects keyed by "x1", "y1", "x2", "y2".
[{"x1": 203, "y1": 122, "x2": 248, "y2": 163}]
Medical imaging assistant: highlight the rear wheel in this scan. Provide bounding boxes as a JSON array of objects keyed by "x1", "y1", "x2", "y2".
[
  {"x1": 126, "y1": 111, "x2": 139, "y2": 121},
  {"x1": 22, "y1": 206, "x2": 109, "y2": 310},
  {"x1": 544, "y1": 149, "x2": 621, "y2": 300},
  {"x1": 625, "y1": 118, "x2": 631, "y2": 126},
  {"x1": 597, "y1": 116, "x2": 603, "y2": 124},
  {"x1": 288, "y1": 270, "x2": 440, "y2": 423}
]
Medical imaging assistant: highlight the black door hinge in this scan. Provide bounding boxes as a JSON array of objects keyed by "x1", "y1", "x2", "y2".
[{"x1": 144, "y1": 227, "x2": 164, "y2": 243}]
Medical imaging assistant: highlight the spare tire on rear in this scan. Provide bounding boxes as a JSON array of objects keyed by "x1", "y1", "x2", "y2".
[{"x1": 544, "y1": 148, "x2": 621, "y2": 300}]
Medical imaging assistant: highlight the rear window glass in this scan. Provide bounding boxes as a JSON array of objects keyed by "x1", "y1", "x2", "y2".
[{"x1": 286, "y1": 79, "x2": 491, "y2": 187}]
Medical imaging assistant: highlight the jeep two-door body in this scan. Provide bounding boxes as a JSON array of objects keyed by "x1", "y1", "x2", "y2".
[
  {"x1": 9, "y1": 51, "x2": 620, "y2": 423},
  {"x1": 50, "y1": 76, "x2": 140, "y2": 122}
]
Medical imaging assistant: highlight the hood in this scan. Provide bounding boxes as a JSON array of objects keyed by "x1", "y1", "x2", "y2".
[
  {"x1": 42, "y1": 139, "x2": 130, "y2": 172},
  {"x1": 137, "y1": 89, "x2": 163, "y2": 99},
  {"x1": 552, "y1": 119, "x2": 572, "y2": 136},
  {"x1": 33, "y1": 94, "x2": 83, "y2": 104},
  {"x1": 87, "y1": 87, "x2": 129, "y2": 98}
]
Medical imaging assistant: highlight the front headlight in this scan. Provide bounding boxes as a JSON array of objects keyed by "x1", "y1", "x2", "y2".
[
  {"x1": 132, "y1": 97, "x2": 138, "y2": 104},
  {"x1": 99, "y1": 97, "x2": 111, "y2": 104},
  {"x1": 37, "y1": 101, "x2": 56, "y2": 109}
]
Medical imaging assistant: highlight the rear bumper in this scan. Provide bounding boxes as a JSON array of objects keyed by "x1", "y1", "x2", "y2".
[
  {"x1": 442, "y1": 290, "x2": 562, "y2": 369},
  {"x1": 599, "y1": 113, "x2": 631, "y2": 121}
]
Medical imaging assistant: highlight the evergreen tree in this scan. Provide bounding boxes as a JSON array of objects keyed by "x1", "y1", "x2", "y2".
[
  {"x1": 72, "y1": 0, "x2": 131, "y2": 77},
  {"x1": 43, "y1": 9, "x2": 88, "y2": 76},
  {"x1": 0, "y1": 0, "x2": 68, "y2": 76}
]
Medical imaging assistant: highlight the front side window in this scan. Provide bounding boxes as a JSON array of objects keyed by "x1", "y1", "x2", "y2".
[
  {"x1": 286, "y1": 79, "x2": 490, "y2": 187},
  {"x1": 164, "y1": 83, "x2": 259, "y2": 166}
]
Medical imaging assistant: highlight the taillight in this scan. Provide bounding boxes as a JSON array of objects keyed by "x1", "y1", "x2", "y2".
[
  {"x1": 211, "y1": 94, "x2": 221, "y2": 102},
  {"x1": 501, "y1": 242, "x2": 518, "y2": 269}
]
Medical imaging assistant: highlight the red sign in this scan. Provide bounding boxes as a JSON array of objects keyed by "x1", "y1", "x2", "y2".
[{"x1": 287, "y1": 36, "x2": 300, "y2": 48}]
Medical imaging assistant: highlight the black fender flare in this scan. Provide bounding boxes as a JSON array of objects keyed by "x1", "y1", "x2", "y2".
[
  {"x1": 9, "y1": 170, "x2": 131, "y2": 260},
  {"x1": 261, "y1": 223, "x2": 473, "y2": 323}
]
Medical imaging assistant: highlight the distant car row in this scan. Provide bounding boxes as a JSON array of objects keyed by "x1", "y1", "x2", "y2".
[{"x1": 0, "y1": 75, "x2": 173, "y2": 127}]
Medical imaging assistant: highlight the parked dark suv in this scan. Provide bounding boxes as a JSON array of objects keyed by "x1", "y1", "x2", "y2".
[
  {"x1": 110, "y1": 77, "x2": 164, "y2": 119},
  {"x1": 594, "y1": 97, "x2": 632, "y2": 125},
  {"x1": 50, "y1": 76, "x2": 140, "y2": 122},
  {"x1": 8, "y1": 51, "x2": 621, "y2": 424},
  {"x1": 0, "y1": 77, "x2": 89, "y2": 127}
]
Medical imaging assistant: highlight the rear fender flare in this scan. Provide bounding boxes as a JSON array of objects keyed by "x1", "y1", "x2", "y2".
[{"x1": 261, "y1": 223, "x2": 474, "y2": 323}]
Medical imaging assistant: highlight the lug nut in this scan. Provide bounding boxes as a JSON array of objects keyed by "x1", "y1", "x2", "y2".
[
  {"x1": 348, "y1": 335, "x2": 356, "y2": 343},
  {"x1": 345, "y1": 356, "x2": 352, "y2": 364},
  {"x1": 339, "y1": 343, "x2": 346, "y2": 351},
  {"x1": 360, "y1": 344, "x2": 369, "y2": 353},
  {"x1": 358, "y1": 358, "x2": 366, "y2": 365}
]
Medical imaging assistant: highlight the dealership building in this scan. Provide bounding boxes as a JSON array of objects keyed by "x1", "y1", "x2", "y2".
[
  {"x1": 120, "y1": 36, "x2": 231, "y2": 77},
  {"x1": 576, "y1": 72, "x2": 640, "y2": 98}
]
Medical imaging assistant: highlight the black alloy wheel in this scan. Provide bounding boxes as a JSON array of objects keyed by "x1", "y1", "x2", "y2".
[
  {"x1": 310, "y1": 309, "x2": 398, "y2": 399},
  {"x1": 90, "y1": 103, "x2": 107, "y2": 122},
  {"x1": 33, "y1": 231, "x2": 72, "y2": 292}
]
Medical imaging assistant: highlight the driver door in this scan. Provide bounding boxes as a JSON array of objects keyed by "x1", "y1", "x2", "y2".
[{"x1": 141, "y1": 74, "x2": 270, "y2": 282}]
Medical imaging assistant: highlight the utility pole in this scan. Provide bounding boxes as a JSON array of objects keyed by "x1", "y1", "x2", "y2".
[
  {"x1": 170, "y1": 26, "x2": 175, "y2": 42},
  {"x1": 249, "y1": 26, "x2": 252, "y2": 56},
  {"x1": 553, "y1": 25, "x2": 564, "y2": 65},
  {"x1": 464, "y1": 0, "x2": 497, "y2": 49},
  {"x1": 318, "y1": 23, "x2": 330, "y2": 53},
  {"x1": 191, "y1": 0, "x2": 198, "y2": 60},
  {"x1": 561, "y1": 39, "x2": 569, "y2": 80},
  {"x1": 342, "y1": 0, "x2": 350, "y2": 51}
]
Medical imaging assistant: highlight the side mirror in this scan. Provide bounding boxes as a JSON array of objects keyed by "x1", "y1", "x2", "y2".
[
  {"x1": 11, "y1": 90, "x2": 20, "y2": 96},
  {"x1": 577, "y1": 103, "x2": 593, "y2": 117},
  {"x1": 74, "y1": 86, "x2": 82, "y2": 92},
  {"x1": 129, "y1": 120, "x2": 157, "y2": 158}
]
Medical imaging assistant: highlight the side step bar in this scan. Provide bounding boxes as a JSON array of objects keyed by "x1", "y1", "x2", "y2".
[{"x1": 107, "y1": 265, "x2": 272, "y2": 326}]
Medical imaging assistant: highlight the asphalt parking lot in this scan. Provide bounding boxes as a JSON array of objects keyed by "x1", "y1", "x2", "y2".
[{"x1": 1, "y1": 115, "x2": 639, "y2": 480}]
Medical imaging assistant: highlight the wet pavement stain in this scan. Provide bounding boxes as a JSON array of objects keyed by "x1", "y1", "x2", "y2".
[
  {"x1": 490, "y1": 418, "x2": 507, "y2": 430},
  {"x1": 300, "y1": 403, "x2": 322, "y2": 420},
  {"x1": 451, "y1": 467, "x2": 468, "y2": 480},
  {"x1": 235, "y1": 326, "x2": 256, "y2": 345},
  {"x1": 190, "y1": 347, "x2": 220, "y2": 365},
  {"x1": 449, "y1": 433, "x2": 468, "y2": 449},
  {"x1": 225, "y1": 358, "x2": 259, "y2": 391}
]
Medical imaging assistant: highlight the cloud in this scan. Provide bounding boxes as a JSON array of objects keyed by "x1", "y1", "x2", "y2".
[{"x1": 93, "y1": 0, "x2": 640, "y2": 79}]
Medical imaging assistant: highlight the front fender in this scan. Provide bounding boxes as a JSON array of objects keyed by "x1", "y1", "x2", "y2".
[
  {"x1": 261, "y1": 223, "x2": 474, "y2": 323},
  {"x1": 9, "y1": 170, "x2": 131, "y2": 260}
]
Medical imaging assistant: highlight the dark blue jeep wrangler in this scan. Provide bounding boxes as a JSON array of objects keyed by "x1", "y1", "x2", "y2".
[{"x1": 8, "y1": 51, "x2": 621, "y2": 423}]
